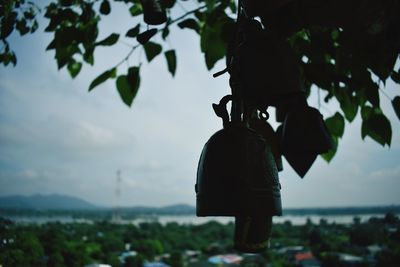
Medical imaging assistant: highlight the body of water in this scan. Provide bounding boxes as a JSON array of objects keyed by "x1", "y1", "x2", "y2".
[{"x1": 2, "y1": 213, "x2": 390, "y2": 225}]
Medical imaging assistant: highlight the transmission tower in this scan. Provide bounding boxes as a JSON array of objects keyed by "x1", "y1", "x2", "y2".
[{"x1": 112, "y1": 169, "x2": 122, "y2": 223}]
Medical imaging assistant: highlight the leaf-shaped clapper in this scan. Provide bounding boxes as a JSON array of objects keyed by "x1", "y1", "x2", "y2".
[
  {"x1": 137, "y1": 29, "x2": 158, "y2": 44},
  {"x1": 116, "y1": 66, "x2": 141, "y2": 107},
  {"x1": 393, "y1": 96, "x2": 400, "y2": 120}
]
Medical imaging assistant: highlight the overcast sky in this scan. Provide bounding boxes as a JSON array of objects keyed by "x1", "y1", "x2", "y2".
[{"x1": 0, "y1": 2, "x2": 399, "y2": 208}]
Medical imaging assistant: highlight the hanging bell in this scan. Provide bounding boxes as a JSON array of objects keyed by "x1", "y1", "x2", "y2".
[
  {"x1": 234, "y1": 19, "x2": 304, "y2": 108},
  {"x1": 196, "y1": 115, "x2": 282, "y2": 216},
  {"x1": 234, "y1": 215, "x2": 272, "y2": 253},
  {"x1": 196, "y1": 95, "x2": 282, "y2": 253},
  {"x1": 140, "y1": 0, "x2": 167, "y2": 25}
]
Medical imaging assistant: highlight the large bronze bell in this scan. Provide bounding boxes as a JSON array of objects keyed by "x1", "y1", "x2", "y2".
[
  {"x1": 195, "y1": 95, "x2": 282, "y2": 252},
  {"x1": 234, "y1": 19, "x2": 304, "y2": 108}
]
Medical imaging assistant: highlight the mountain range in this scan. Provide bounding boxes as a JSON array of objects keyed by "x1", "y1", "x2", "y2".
[
  {"x1": 0, "y1": 194, "x2": 195, "y2": 214},
  {"x1": 1, "y1": 194, "x2": 399, "y2": 216}
]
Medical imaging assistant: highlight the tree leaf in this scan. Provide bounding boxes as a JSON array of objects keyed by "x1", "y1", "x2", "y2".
[
  {"x1": 177, "y1": 18, "x2": 199, "y2": 33},
  {"x1": 96, "y1": 33, "x2": 119, "y2": 46},
  {"x1": 116, "y1": 66, "x2": 140, "y2": 107},
  {"x1": 164, "y1": 50, "x2": 176, "y2": 76},
  {"x1": 129, "y1": 4, "x2": 142, "y2": 16},
  {"x1": 391, "y1": 70, "x2": 400, "y2": 84},
  {"x1": 100, "y1": 0, "x2": 111, "y2": 15},
  {"x1": 55, "y1": 45, "x2": 80, "y2": 69},
  {"x1": 67, "y1": 60, "x2": 82, "y2": 78},
  {"x1": 143, "y1": 42, "x2": 162, "y2": 62},
  {"x1": 137, "y1": 29, "x2": 158, "y2": 44},
  {"x1": 200, "y1": 24, "x2": 226, "y2": 70},
  {"x1": 364, "y1": 81, "x2": 380, "y2": 107},
  {"x1": 126, "y1": 24, "x2": 140, "y2": 38},
  {"x1": 161, "y1": 0, "x2": 176, "y2": 9},
  {"x1": 321, "y1": 136, "x2": 338, "y2": 162},
  {"x1": 16, "y1": 19, "x2": 29, "y2": 35},
  {"x1": 361, "y1": 105, "x2": 373, "y2": 121},
  {"x1": 361, "y1": 112, "x2": 392, "y2": 147},
  {"x1": 162, "y1": 27, "x2": 170, "y2": 40},
  {"x1": 392, "y1": 96, "x2": 400, "y2": 120},
  {"x1": 88, "y1": 68, "x2": 116, "y2": 91},
  {"x1": 336, "y1": 89, "x2": 358, "y2": 122},
  {"x1": 325, "y1": 112, "x2": 345, "y2": 138},
  {"x1": 1, "y1": 12, "x2": 17, "y2": 39}
]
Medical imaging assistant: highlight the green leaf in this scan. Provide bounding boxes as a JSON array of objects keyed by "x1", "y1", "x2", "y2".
[
  {"x1": 336, "y1": 89, "x2": 358, "y2": 122},
  {"x1": 229, "y1": 0, "x2": 237, "y2": 13},
  {"x1": 177, "y1": 18, "x2": 199, "y2": 33},
  {"x1": 365, "y1": 82, "x2": 380, "y2": 107},
  {"x1": 392, "y1": 96, "x2": 400, "y2": 120},
  {"x1": 361, "y1": 105, "x2": 373, "y2": 121},
  {"x1": 116, "y1": 66, "x2": 140, "y2": 107},
  {"x1": 325, "y1": 112, "x2": 345, "y2": 138},
  {"x1": 361, "y1": 112, "x2": 392, "y2": 146},
  {"x1": 55, "y1": 45, "x2": 80, "y2": 69},
  {"x1": 164, "y1": 50, "x2": 176, "y2": 76},
  {"x1": 143, "y1": 42, "x2": 162, "y2": 62},
  {"x1": 137, "y1": 29, "x2": 158, "y2": 44},
  {"x1": 96, "y1": 33, "x2": 119, "y2": 46},
  {"x1": 129, "y1": 4, "x2": 142, "y2": 16},
  {"x1": 321, "y1": 136, "x2": 338, "y2": 162},
  {"x1": 162, "y1": 27, "x2": 169, "y2": 40},
  {"x1": 100, "y1": 0, "x2": 111, "y2": 15},
  {"x1": 1, "y1": 12, "x2": 17, "y2": 39},
  {"x1": 200, "y1": 24, "x2": 226, "y2": 70},
  {"x1": 67, "y1": 60, "x2": 82, "y2": 78},
  {"x1": 16, "y1": 19, "x2": 29, "y2": 35},
  {"x1": 391, "y1": 71, "x2": 400, "y2": 84},
  {"x1": 88, "y1": 68, "x2": 117, "y2": 91},
  {"x1": 161, "y1": 0, "x2": 176, "y2": 9},
  {"x1": 126, "y1": 24, "x2": 140, "y2": 38}
]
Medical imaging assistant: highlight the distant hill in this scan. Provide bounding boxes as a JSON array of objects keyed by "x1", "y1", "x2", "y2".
[
  {"x1": 1, "y1": 194, "x2": 399, "y2": 217},
  {"x1": 0, "y1": 194, "x2": 99, "y2": 210}
]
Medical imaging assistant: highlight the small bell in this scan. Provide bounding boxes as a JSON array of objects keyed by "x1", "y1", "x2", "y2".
[
  {"x1": 140, "y1": 0, "x2": 167, "y2": 25},
  {"x1": 234, "y1": 215, "x2": 272, "y2": 253}
]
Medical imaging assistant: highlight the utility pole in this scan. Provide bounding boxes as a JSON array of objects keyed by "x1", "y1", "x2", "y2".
[{"x1": 112, "y1": 169, "x2": 122, "y2": 223}]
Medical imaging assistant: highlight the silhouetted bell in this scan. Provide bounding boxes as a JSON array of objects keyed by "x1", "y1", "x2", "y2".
[
  {"x1": 195, "y1": 95, "x2": 282, "y2": 217},
  {"x1": 278, "y1": 103, "x2": 335, "y2": 177},
  {"x1": 140, "y1": 0, "x2": 167, "y2": 25},
  {"x1": 234, "y1": 19, "x2": 304, "y2": 108}
]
